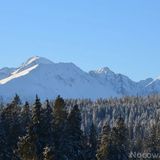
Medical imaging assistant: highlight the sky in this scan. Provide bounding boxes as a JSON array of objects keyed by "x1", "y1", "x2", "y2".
[{"x1": 0, "y1": 0, "x2": 160, "y2": 81}]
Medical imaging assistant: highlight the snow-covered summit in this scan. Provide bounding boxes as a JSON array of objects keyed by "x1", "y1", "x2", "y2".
[
  {"x1": 12, "y1": 56, "x2": 54, "y2": 75},
  {"x1": 0, "y1": 56, "x2": 159, "y2": 101},
  {"x1": 94, "y1": 67, "x2": 113, "y2": 74},
  {"x1": 23, "y1": 56, "x2": 53, "y2": 66},
  {"x1": 89, "y1": 66, "x2": 114, "y2": 75},
  {"x1": 0, "y1": 56, "x2": 54, "y2": 85}
]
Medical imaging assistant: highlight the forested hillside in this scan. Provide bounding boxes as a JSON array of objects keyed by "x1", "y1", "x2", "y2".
[{"x1": 0, "y1": 94, "x2": 160, "y2": 159}]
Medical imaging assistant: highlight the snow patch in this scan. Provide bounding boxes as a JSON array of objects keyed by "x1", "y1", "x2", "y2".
[
  {"x1": 95, "y1": 67, "x2": 112, "y2": 74},
  {"x1": 23, "y1": 56, "x2": 53, "y2": 66},
  {"x1": 0, "y1": 64, "x2": 38, "y2": 84}
]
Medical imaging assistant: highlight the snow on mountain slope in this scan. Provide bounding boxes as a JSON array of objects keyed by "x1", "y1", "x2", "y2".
[
  {"x1": 89, "y1": 67, "x2": 138, "y2": 95},
  {"x1": 0, "y1": 56, "x2": 53, "y2": 85},
  {"x1": 138, "y1": 78, "x2": 153, "y2": 87},
  {"x1": 12, "y1": 56, "x2": 53, "y2": 74},
  {"x1": 0, "y1": 65, "x2": 38, "y2": 85},
  {"x1": 143, "y1": 77, "x2": 160, "y2": 95},
  {"x1": 0, "y1": 56, "x2": 159, "y2": 101},
  {"x1": 0, "y1": 67, "x2": 16, "y2": 80},
  {"x1": 0, "y1": 56, "x2": 118, "y2": 101}
]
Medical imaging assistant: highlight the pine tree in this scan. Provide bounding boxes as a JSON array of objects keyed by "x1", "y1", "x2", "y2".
[
  {"x1": 52, "y1": 95, "x2": 68, "y2": 160},
  {"x1": 65, "y1": 105, "x2": 84, "y2": 160},
  {"x1": 96, "y1": 123, "x2": 112, "y2": 160},
  {"x1": 133, "y1": 123, "x2": 144, "y2": 154},
  {"x1": 86, "y1": 123, "x2": 97, "y2": 160},
  {"x1": 13, "y1": 94, "x2": 22, "y2": 106},
  {"x1": 32, "y1": 95, "x2": 42, "y2": 125},
  {"x1": 144, "y1": 122, "x2": 160, "y2": 160},
  {"x1": 41, "y1": 100, "x2": 54, "y2": 145},
  {"x1": 111, "y1": 117, "x2": 129, "y2": 160},
  {"x1": 0, "y1": 117, "x2": 11, "y2": 160},
  {"x1": 21, "y1": 102, "x2": 31, "y2": 134},
  {"x1": 17, "y1": 125, "x2": 38, "y2": 160},
  {"x1": 53, "y1": 95, "x2": 67, "y2": 129},
  {"x1": 31, "y1": 95, "x2": 45, "y2": 159},
  {"x1": 18, "y1": 95, "x2": 50, "y2": 160},
  {"x1": 1, "y1": 101, "x2": 22, "y2": 159}
]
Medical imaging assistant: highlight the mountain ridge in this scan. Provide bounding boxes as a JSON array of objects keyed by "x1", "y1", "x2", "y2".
[{"x1": 0, "y1": 56, "x2": 159, "y2": 101}]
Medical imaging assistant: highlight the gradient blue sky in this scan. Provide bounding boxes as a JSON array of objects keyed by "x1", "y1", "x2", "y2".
[{"x1": 0, "y1": 0, "x2": 160, "y2": 81}]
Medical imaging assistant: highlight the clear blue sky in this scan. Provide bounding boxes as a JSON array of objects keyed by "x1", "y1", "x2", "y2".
[{"x1": 0, "y1": 0, "x2": 160, "y2": 81}]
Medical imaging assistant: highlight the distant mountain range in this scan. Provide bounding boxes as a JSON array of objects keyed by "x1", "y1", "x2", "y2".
[{"x1": 0, "y1": 56, "x2": 159, "y2": 101}]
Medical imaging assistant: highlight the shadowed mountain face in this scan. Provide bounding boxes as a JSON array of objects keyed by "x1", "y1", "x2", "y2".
[{"x1": 0, "y1": 56, "x2": 158, "y2": 101}]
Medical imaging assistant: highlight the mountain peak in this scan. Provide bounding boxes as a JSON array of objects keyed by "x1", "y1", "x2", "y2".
[
  {"x1": 23, "y1": 56, "x2": 53, "y2": 66},
  {"x1": 1, "y1": 56, "x2": 160, "y2": 101},
  {"x1": 11, "y1": 56, "x2": 53, "y2": 76},
  {"x1": 95, "y1": 67, "x2": 114, "y2": 74}
]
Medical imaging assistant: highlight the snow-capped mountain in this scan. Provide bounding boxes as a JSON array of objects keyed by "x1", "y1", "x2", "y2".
[
  {"x1": 89, "y1": 67, "x2": 139, "y2": 95},
  {"x1": 0, "y1": 56, "x2": 159, "y2": 101}
]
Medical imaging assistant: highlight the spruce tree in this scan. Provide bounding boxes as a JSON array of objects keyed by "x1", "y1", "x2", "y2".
[
  {"x1": 65, "y1": 105, "x2": 84, "y2": 160},
  {"x1": 21, "y1": 102, "x2": 31, "y2": 134},
  {"x1": 52, "y1": 95, "x2": 68, "y2": 160},
  {"x1": 18, "y1": 96, "x2": 47, "y2": 160},
  {"x1": 133, "y1": 123, "x2": 144, "y2": 154},
  {"x1": 17, "y1": 125, "x2": 38, "y2": 160},
  {"x1": 86, "y1": 123, "x2": 97, "y2": 160},
  {"x1": 13, "y1": 94, "x2": 22, "y2": 106},
  {"x1": 31, "y1": 95, "x2": 44, "y2": 159},
  {"x1": 144, "y1": 123, "x2": 160, "y2": 160},
  {"x1": 0, "y1": 117, "x2": 11, "y2": 160},
  {"x1": 32, "y1": 95, "x2": 42, "y2": 125},
  {"x1": 1, "y1": 101, "x2": 22, "y2": 159},
  {"x1": 111, "y1": 117, "x2": 129, "y2": 160},
  {"x1": 96, "y1": 123, "x2": 111, "y2": 160},
  {"x1": 41, "y1": 100, "x2": 54, "y2": 145}
]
